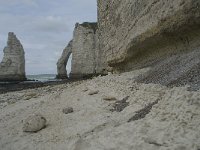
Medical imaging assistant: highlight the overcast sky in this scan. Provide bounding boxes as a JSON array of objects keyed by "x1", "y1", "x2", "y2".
[{"x1": 0, "y1": 0, "x2": 97, "y2": 75}]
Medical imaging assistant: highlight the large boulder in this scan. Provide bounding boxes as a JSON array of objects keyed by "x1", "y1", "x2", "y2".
[{"x1": 0, "y1": 32, "x2": 26, "y2": 81}]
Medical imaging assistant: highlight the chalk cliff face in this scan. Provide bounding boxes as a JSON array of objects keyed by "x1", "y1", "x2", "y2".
[
  {"x1": 0, "y1": 32, "x2": 26, "y2": 81},
  {"x1": 56, "y1": 40, "x2": 73, "y2": 79},
  {"x1": 97, "y1": 0, "x2": 200, "y2": 72},
  {"x1": 58, "y1": 0, "x2": 200, "y2": 84},
  {"x1": 70, "y1": 22, "x2": 98, "y2": 78},
  {"x1": 57, "y1": 22, "x2": 108, "y2": 79}
]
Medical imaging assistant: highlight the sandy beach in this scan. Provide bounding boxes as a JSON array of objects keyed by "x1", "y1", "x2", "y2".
[
  {"x1": 0, "y1": 0, "x2": 200, "y2": 149},
  {"x1": 0, "y1": 68, "x2": 199, "y2": 150}
]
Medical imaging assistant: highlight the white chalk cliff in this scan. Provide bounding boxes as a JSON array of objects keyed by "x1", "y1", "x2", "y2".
[
  {"x1": 57, "y1": 22, "x2": 107, "y2": 79},
  {"x1": 56, "y1": 40, "x2": 73, "y2": 79},
  {"x1": 0, "y1": 32, "x2": 26, "y2": 81}
]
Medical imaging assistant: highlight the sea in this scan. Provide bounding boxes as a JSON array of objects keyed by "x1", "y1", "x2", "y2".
[
  {"x1": 27, "y1": 74, "x2": 58, "y2": 82},
  {"x1": 0, "y1": 74, "x2": 65, "y2": 93}
]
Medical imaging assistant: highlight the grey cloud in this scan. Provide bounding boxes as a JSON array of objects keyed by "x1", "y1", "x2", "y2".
[
  {"x1": 0, "y1": 0, "x2": 38, "y2": 7},
  {"x1": 30, "y1": 16, "x2": 70, "y2": 33}
]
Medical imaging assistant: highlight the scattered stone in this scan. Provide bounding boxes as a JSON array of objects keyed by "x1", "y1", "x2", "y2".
[
  {"x1": 22, "y1": 114, "x2": 47, "y2": 132},
  {"x1": 110, "y1": 96, "x2": 129, "y2": 112},
  {"x1": 88, "y1": 90, "x2": 99, "y2": 95},
  {"x1": 0, "y1": 102, "x2": 8, "y2": 108},
  {"x1": 82, "y1": 87, "x2": 88, "y2": 92},
  {"x1": 8, "y1": 99, "x2": 17, "y2": 104},
  {"x1": 24, "y1": 93, "x2": 37, "y2": 100},
  {"x1": 103, "y1": 96, "x2": 117, "y2": 101},
  {"x1": 62, "y1": 107, "x2": 74, "y2": 114},
  {"x1": 144, "y1": 138, "x2": 163, "y2": 147},
  {"x1": 108, "y1": 72, "x2": 112, "y2": 75}
]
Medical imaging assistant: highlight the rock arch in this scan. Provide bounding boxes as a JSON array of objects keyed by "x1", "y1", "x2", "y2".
[
  {"x1": 70, "y1": 22, "x2": 98, "y2": 79},
  {"x1": 56, "y1": 22, "x2": 108, "y2": 79},
  {"x1": 56, "y1": 40, "x2": 73, "y2": 79}
]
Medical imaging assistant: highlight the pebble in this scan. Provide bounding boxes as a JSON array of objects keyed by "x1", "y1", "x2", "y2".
[
  {"x1": 103, "y1": 96, "x2": 117, "y2": 101},
  {"x1": 88, "y1": 90, "x2": 99, "y2": 95},
  {"x1": 82, "y1": 87, "x2": 89, "y2": 92},
  {"x1": 24, "y1": 93, "x2": 38, "y2": 100},
  {"x1": 63, "y1": 107, "x2": 74, "y2": 114}
]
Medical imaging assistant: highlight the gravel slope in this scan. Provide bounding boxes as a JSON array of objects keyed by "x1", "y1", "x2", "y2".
[{"x1": 136, "y1": 48, "x2": 200, "y2": 91}]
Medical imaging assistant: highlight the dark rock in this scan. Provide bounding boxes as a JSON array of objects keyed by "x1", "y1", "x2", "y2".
[
  {"x1": 63, "y1": 107, "x2": 74, "y2": 114},
  {"x1": 88, "y1": 90, "x2": 99, "y2": 95},
  {"x1": 103, "y1": 96, "x2": 117, "y2": 101}
]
